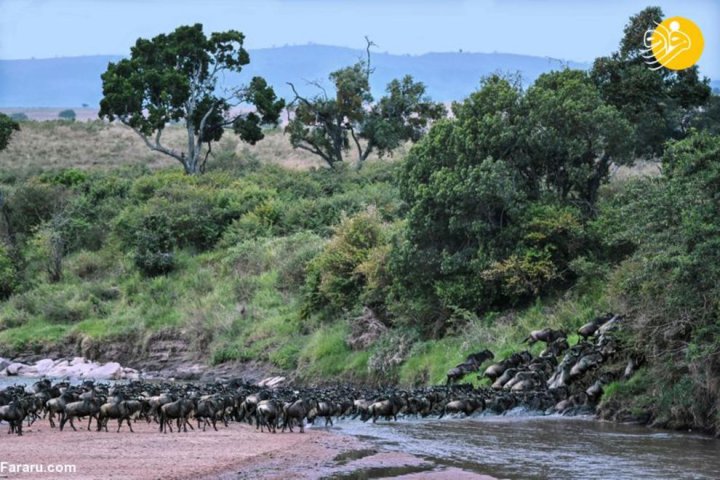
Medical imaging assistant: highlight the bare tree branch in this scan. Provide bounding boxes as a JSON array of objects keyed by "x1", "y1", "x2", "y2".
[{"x1": 121, "y1": 119, "x2": 186, "y2": 165}]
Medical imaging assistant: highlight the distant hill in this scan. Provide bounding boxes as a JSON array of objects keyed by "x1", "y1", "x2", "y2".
[{"x1": 0, "y1": 45, "x2": 590, "y2": 108}]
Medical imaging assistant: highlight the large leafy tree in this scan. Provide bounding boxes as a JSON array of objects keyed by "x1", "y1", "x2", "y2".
[
  {"x1": 524, "y1": 69, "x2": 633, "y2": 207},
  {"x1": 591, "y1": 7, "x2": 711, "y2": 157},
  {"x1": 286, "y1": 41, "x2": 446, "y2": 170},
  {"x1": 391, "y1": 71, "x2": 630, "y2": 329},
  {"x1": 99, "y1": 24, "x2": 285, "y2": 174},
  {"x1": 0, "y1": 113, "x2": 21, "y2": 297},
  {"x1": 0, "y1": 112, "x2": 20, "y2": 237}
]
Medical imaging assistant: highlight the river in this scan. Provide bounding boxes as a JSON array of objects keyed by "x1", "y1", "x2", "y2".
[{"x1": 328, "y1": 411, "x2": 720, "y2": 480}]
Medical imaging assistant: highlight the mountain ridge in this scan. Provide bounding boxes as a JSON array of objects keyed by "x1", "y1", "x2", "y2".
[{"x1": 0, "y1": 45, "x2": 589, "y2": 107}]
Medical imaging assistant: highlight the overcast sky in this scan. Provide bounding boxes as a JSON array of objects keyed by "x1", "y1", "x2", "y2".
[{"x1": 1, "y1": 0, "x2": 718, "y2": 78}]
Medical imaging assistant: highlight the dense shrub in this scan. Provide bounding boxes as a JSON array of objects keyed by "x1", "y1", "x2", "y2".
[
  {"x1": 132, "y1": 212, "x2": 175, "y2": 276},
  {"x1": 598, "y1": 132, "x2": 720, "y2": 431},
  {"x1": 304, "y1": 208, "x2": 388, "y2": 315},
  {"x1": 0, "y1": 244, "x2": 17, "y2": 299},
  {"x1": 58, "y1": 109, "x2": 76, "y2": 121},
  {"x1": 9, "y1": 112, "x2": 28, "y2": 122},
  {"x1": 4, "y1": 181, "x2": 66, "y2": 239}
]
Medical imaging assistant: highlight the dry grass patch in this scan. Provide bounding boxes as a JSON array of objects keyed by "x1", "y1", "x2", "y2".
[{"x1": 0, "y1": 120, "x2": 409, "y2": 174}]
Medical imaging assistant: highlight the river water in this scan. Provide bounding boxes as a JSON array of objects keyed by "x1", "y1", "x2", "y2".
[
  {"x1": 4, "y1": 376, "x2": 719, "y2": 479},
  {"x1": 328, "y1": 412, "x2": 720, "y2": 480}
]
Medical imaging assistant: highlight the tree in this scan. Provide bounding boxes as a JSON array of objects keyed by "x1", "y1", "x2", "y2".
[
  {"x1": 58, "y1": 109, "x2": 76, "y2": 121},
  {"x1": 391, "y1": 71, "x2": 630, "y2": 329},
  {"x1": 0, "y1": 113, "x2": 20, "y2": 251},
  {"x1": 99, "y1": 24, "x2": 285, "y2": 174},
  {"x1": 524, "y1": 69, "x2": 633, "y2": 207},
  {"x1": 9, "y1": 112, "x2": 28, "y2": 122},
  {"x1": 286, "y1": 40, "x2": 445, "y2": 170},
  {"x1": 591, "y1": 7, "x2": 711, "y2": 157},
  {"x1": 0, "y1": 113, "x2": 20, "y2": 151}
]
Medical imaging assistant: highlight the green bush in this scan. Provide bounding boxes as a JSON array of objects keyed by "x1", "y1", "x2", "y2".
[
  {"x1": 132, "y1": 212, "x2": 175, "y2": 276},
  {"x1": 304, "y1": 208, "x2": 387, "y2": 315},
  {"x1": 211, "y1": 344, "x2": 247, "y2": 365},
  {"x1": 9, "y1": 112, "x2": 28, "y2": 122},
  {"x1": 41, "y1": 168, "x2": 89, "y2": 187},
  {"x1": 58, "y1": 109, "x2": 76, "y2": 121},
  {"x1": 118, "y1": 176, "x2": 274, "y2": 251},
  {"x1": 4, "y1": 180, "x2": 66, "y2": 238},
  {"x1": 0, "y1": 244, "x2": 18, "y2": 299}
]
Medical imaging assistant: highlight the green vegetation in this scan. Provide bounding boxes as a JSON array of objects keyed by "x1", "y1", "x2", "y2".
[
  {"x1": 99, "y1": 23, "x2": 284, "y2": 174},
  {"x1": 0, "y1": 7, "x2": 719, "y2": 434},
  {"x1": 0, "y1": 113, "x2": 20, "y2": 151},
  {"x1": 9, "y1": 113, "x2": 29, "y2": 122},
  {"x1": 286, "y1": 40, "x2": 445, "y2": 170},
  {"x1": 58, "y1": 109, "x2": 77, "y2": 122}
]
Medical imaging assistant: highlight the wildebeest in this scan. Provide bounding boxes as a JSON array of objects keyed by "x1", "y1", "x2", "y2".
[
  {"x1": 98, "y1": 400, "x2": 136, "y2": 432},
  {"x1": 59, "y1": 399, "x2": 101, "y2": 432},
  {"x1": 159, "y1": 398, "x2": 195, "y2": 433},
  {"x1": 484, "y1": 351, "x2": 532, "y2": 381},
  {"x1": 256, "y1": 399, "x2": 281, "y2": 433},
  {"x1": 446, "y1": 349, "x2": 494, "y2": 385},
  {"x1": 0, "y1": 400, "x2": 27, "y2": 435},
  {"x1": 439, "y1": 397, "x2": 484, "y2": 417},
  {"x1": 195, "y1": 396, "x2": 227, "y2": 432},
  {"x1": 307, "y1": 400, "x2": 337, "y2": 427},
  {"x1": 523, "y1": 328, "x2": 567, "y2": 345},
  {"x1": 46, "y1": 391, "x2": 76, "y2": 428},
  {"x1": 281, "y1": 399, "x2": 316, "y2": 433},
  {"x1": 366, "y1": 394, "x2": 406, "y2": 423}
]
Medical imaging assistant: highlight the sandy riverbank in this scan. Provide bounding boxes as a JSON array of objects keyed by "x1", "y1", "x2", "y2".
[{"x1": 0, "y1": 417, "x2": 493, "y2": 480}]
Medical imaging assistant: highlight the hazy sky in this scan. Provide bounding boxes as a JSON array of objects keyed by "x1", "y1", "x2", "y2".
[{"x1": 1, "y1": 0, "x2": 718, "y2": 77}]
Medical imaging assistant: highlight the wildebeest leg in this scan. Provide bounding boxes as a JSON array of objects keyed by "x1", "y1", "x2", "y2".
[
  {"x1": 127, "y1": 417, "x2": 134, "y2": 433},
  {"x1": 184, "y1": 417, "x2": 194, "y2": 431},
  {"x1": 69, "y1": 416, "x2": 77, "y2": 431}
]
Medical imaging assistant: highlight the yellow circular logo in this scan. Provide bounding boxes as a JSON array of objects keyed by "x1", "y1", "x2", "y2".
[{"x1": 647, "y1": 16, "x2": 704, "y2": 71}]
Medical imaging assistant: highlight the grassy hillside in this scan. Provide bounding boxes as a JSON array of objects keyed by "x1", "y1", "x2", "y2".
[
  {"x1": 0, "y1": 121, "x2": 604, "y2": 384},
  {"x1": 0, "y1": 118, "x2": 718, "y2": 434}
]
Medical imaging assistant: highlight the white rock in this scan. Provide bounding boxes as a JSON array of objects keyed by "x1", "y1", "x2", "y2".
[
  {"x1": 5, "y1": 363, "x2": 27, "y2": 376},
  {"x1": 17, "y1": 365, "x2": 38, "y2": 376},
  {"x1": 87, "y1": 362, "x2": 123, "y2": 379},
  {"x1": 70, "y1": 357, "x2": 86, "y2": 366},
  {"x1": 35, "y1": 359, "x2": 55, "y2": 375},
  {"x1": 257, "y1": 376, "x2": 286, "y2": 388}
]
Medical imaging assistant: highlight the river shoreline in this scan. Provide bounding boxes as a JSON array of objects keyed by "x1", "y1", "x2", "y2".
[{"x1": 0, "y1": 415, "x2": 495, "y2": 480}]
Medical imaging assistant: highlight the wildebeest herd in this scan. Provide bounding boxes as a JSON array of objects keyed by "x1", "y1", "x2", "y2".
[{"x1": 1, "y1": 314, "x2": 634, "y2": 436}]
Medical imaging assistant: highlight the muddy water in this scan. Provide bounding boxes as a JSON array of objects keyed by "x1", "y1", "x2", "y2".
[{"x1": 329, "y1": 412, "x2": 720, "y2": 480}]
